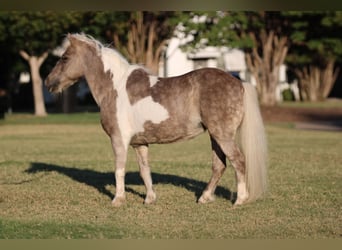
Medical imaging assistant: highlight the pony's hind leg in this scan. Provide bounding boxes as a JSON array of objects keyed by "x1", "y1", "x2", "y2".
[
  {"x1": 198, "y1": 137, "x2": 227, "y2": 204},
  {"x1": 215, "y1": 138, "x2": 248, "y2": 205},
  {"x1": 134, "y1": 145, "x2": 157, "y2": 204}
]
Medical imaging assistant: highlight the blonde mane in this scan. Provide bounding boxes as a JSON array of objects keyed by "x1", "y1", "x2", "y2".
[{"x1": 70, "y1": 33, "x2": 129, "y2": 64}]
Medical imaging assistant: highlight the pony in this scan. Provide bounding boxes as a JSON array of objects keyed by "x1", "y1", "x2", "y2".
[{"x1": 46, "y1": 33, "x2": 267, "y2": 207}]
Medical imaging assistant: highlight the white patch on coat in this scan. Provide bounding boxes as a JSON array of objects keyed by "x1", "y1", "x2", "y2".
[
  {"x1": 132, "y1": 96, "x2": 169, "y2": 132},
  {"x1": 100, "y1": 47, "x2": 169, "y2": 150},
  {"x1": 116, "y1": 73, "x2": 169, "y2": 150},
  {"x1": 149, "y1": 75, "x2": 159, "y2": 87}
]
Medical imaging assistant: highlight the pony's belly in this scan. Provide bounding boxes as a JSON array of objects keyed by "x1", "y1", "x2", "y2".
[{"x1": 130, "y1": 121, "x2": 205, "y2": 146}]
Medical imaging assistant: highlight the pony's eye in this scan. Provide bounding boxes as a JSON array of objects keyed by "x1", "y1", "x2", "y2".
[{"x1": 61, "y1": 55, "x2": 68, "y2": 62}]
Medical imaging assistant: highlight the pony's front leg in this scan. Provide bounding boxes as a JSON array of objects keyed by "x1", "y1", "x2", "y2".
[
  {"x1": 134, "y1": 145, "x2": 156, "y2": 204},
  {"x1": 111, "y1": 137, "x2": 128, "y2": 207}
]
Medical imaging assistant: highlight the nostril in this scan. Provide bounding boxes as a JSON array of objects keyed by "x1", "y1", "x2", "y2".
[{"x1": 45, "y1": 79, "x2": 59, "y2": 92}]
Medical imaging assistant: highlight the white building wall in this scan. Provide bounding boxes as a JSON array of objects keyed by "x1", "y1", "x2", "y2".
[
  {"x1": 224, "y1": 48, "x2": 246, "y2": 72},
  {"x1": 163, "y1": 38, "x2": 194, "y2": 77},
  {"x1": 207, "y1": 58, "x2": 217, "y2": 68},
  {"x1": 279, "y1": 64, "x2": 287, "y2": 82},
  {"x1": 163, "y1": 38, "x2": 249, "y2": 79}
]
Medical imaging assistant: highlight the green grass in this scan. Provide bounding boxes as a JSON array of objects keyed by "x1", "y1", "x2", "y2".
[
  {"x1": 0, "y1": 113, "x2": 341, "y2": 239},
  {"x1": 0, "y1": 112, "x2": 100, "y2": 125}
]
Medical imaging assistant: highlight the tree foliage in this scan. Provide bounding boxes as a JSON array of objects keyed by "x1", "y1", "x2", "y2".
[
  {"x1": 2, "y1": 11, "x2": 82, "y2": 55},
  {"x1": 0, "y1": 11, "x2": 83, "y2": 116},
  {"x1": 285, "y1": 11, "x2": 342, "y2": 101},
  {"x1": 179, "y1": 11, "x2": 252, "y2": 51}
]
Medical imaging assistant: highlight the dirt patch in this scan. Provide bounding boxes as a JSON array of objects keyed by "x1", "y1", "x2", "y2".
[
  {"x1": 261, "y1": 106, "x2": 342, "y2": 123},
  {"x1": 261, "y1": 104, "x2": 342, "y2": 131}
]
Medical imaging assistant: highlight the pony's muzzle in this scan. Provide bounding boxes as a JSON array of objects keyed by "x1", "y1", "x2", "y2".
[{"x1": 45, "y1": 76, "x2": 60, "y2": 93}]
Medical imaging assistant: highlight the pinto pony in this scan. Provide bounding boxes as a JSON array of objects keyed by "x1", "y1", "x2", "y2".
[{"x1": 46, "y1": 34, "x2": 267, "y2": 207}]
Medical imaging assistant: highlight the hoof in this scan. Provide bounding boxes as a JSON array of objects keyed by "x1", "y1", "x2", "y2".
[
  {"x1": 144, "y1": 193, "x2": 157, "y2": 205},
  {"x1": 198, "y1": 193, "x2": 215, "y2": 204},
  {"x1": 233, "y1": 198, "x2": 248, "y2": 207},
  {"x1": 111, "y1": 196, "x2": 126, "y2": 207}
]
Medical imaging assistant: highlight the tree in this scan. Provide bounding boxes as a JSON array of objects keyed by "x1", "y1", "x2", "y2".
[
  {"x1": 179, "y1": 11, "x2": 292, "y2": 106},
  {"x1": 285, "y1": 11, "x2": 342, "y2": 101},
  {"x1": 0, "y1": 11, "x2": 82, "y2": 116},
  {"x1": 114, "y1": 11, "x2": 179, "y2": 74},
  {"x1": 242, "y1": 12, "x2": 290, "y2": 106},
  {"x1": 19, "y1": 50, "x2": 48, "y2": 116}
]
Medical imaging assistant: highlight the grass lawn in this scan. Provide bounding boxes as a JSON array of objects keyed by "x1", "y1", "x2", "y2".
[{"x1": 0, "y1": 112, "x2": 341, "y2": 239}]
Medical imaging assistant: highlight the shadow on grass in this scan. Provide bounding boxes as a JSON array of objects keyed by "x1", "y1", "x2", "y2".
[{"x1": 26, "y1": 162, "x2": 236, "y2": 204}]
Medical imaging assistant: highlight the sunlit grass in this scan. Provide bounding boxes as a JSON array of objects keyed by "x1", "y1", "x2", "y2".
[{"x1": 0, "y1": 113, "x2": 341, "y2": 238}]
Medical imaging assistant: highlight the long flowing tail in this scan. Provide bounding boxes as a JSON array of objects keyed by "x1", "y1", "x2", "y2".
[{"x1": 239, "y1": 83, "x2": 268, "y2": 203}]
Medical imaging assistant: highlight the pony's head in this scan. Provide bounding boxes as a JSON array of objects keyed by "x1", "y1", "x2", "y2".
[{"x1": 46, "y1": 34, "x2": 100, "y2": 93}]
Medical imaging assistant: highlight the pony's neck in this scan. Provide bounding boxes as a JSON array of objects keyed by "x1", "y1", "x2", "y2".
[
  {"x1": 83, "y1": 47, "x2": 130, "y2": 106},
  {"x1": 101, "y1": 48, "x2": 130, "y2": 89}
]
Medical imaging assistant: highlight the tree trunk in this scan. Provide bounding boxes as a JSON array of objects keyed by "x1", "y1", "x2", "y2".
[
  {"x1": 145, "y1": 19, "x2": 157, "y2": 74},
  {"x1": 295, "y1": 59, "x2": 339, "y2": 101},
  {"x1": 112, "y1": 11, "x2": 167, "y2": 75},
  {"x1": 321, "y1": 59, "x2": 339, "y2": 99},
  {"x1": 20, "y1": 50, "x2": 48, "y2": 116},
  {"x1": 56, "y1": 84, "x2": 77, "y2": 113},
  {"x1": 245, "y1": 30, "x2": 288, "y2": 106}
]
